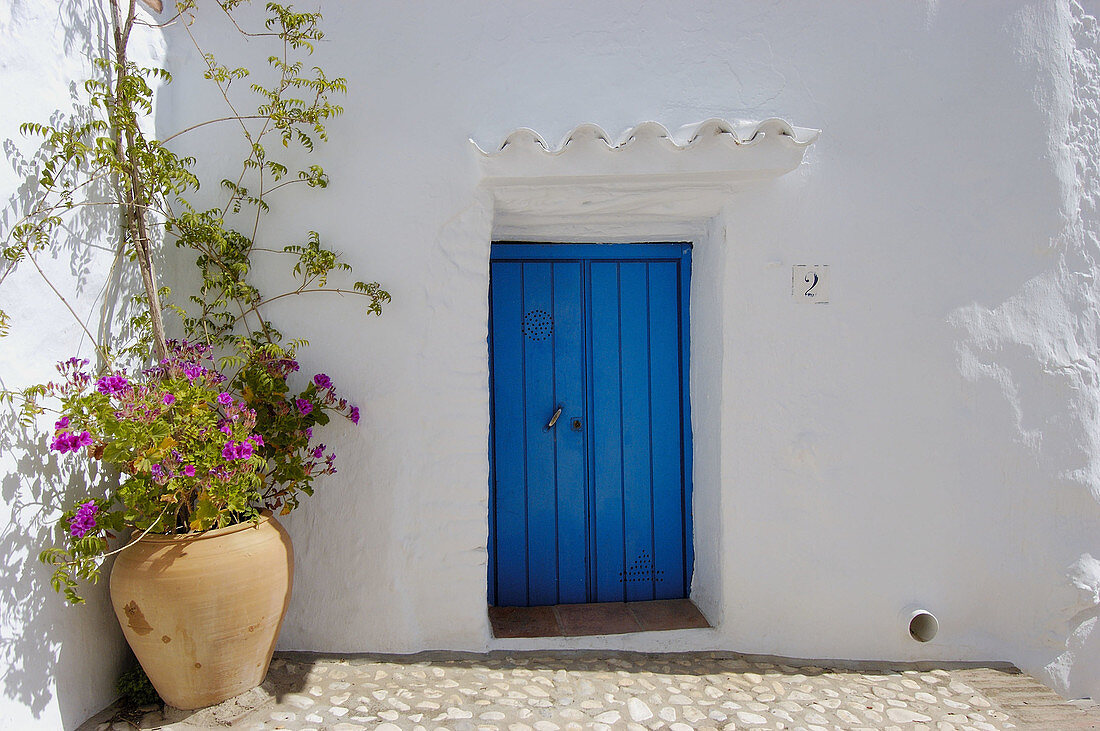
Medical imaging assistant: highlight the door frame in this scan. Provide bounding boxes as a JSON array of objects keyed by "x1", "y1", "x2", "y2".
[{"x1": 487, "y1": 241, "x2": 694, "y2": 606}]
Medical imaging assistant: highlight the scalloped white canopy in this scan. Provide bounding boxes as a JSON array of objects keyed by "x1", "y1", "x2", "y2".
[{"x1": 473, "y1": 118, "x2": 819, "y2": 183}]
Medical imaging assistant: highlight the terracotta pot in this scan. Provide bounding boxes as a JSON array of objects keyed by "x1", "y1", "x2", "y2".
[{"x1": 109, "y1": 513, "x2": 294, "y2": 709}]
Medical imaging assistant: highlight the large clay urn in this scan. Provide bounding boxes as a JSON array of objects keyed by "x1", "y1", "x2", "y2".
[{"x1": 109, "y1": 513, "x2": 293, "y2": 709}]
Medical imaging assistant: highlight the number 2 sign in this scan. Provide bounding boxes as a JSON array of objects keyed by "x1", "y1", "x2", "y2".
[{"x1": 793, "y1": 264, "x2": 829, "y2": 303}]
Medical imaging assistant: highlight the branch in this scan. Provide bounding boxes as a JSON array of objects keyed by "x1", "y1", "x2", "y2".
[
  {"x1": 132, "y1": 6, "x2": 189, "y2": 29},
  {"x1": 160, "y1": 115, "x2": 266, "y2": 144},
  {"x1": 179, "y1": 20, "x2": 255, "y2": 219},
  {"x1": 111, "y1": 0, "x2": 168, "y2": 361},
  {"x1": 216, "y1": 4, "x2": 282, "y2": 38},
  {"x1": 232, "y1": 287, "x2": 378, "y2": 325},
  {"x1": 263, "y1": 178, "x2": 310, "y2": 195}
]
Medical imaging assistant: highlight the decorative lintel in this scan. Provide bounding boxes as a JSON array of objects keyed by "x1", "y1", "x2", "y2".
[{"x1": 473, "y1": 118, "x2": 819, "y2": 184}]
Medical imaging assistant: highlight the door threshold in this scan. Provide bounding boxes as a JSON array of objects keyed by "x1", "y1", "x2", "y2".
[{"x1": 489, "y1": 598, "x2": 710, "y2": 639}]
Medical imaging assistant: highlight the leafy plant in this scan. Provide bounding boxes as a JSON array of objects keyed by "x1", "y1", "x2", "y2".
[
  {"x1": 116, "y1": 665, "x2": 162, "y2": 708},
  {"x1": 1, "y1": 0, "x2": 389, "y2": 602},
  {"x1": 39, "y1": 340, "x2": 354, "y2": 603}
]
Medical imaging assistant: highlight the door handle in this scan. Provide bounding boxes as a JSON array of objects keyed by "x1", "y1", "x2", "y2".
[{"x1": 545, "y1": 405, "x2": 563, "y2": 431}]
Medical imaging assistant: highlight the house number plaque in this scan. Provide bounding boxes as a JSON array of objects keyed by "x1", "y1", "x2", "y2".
[{"x1": 793, "y1": 264, "x2": 829, "y2": 303}]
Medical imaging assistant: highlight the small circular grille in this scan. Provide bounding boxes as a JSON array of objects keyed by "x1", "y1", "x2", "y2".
[{"x1": 522, "y1": 309, "x2": 553, "y2": 341}]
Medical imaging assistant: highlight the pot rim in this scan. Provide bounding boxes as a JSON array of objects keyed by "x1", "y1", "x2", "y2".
[{"x1": 129, "y1": 509, "x2": 275, "y2": 544}]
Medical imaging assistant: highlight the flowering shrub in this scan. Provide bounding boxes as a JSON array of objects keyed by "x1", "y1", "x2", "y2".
[
  {"x1": 2, "y1": 0, "x2": 389, "y2": 607},
  {"x1": 39, "y1": 340, "x2": 358, "y2": 603}
]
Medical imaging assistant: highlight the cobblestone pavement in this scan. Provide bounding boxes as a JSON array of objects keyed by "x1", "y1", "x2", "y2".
[{"x1": 83, "y1": 651, "x2": 1100, "y2": 731}]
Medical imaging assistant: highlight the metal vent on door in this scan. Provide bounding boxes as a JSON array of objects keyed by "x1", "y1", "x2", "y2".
[
  {"x1": 620, "y1": 550, "x2": 665, "y2": 584},
  {"x1": 522, "y1": 309, "x2": 553, "y2": 341}
]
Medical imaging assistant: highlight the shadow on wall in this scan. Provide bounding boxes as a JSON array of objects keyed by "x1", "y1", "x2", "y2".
[
  {"x1": 0, "y1": 0, "x2": 159, "y2": 726},
  {"x1": 0, "y1": 411, "x2": 126, "y2": 728},
  {"x1": 1, "y1": 0, "x2": 121, "y2": 333}
]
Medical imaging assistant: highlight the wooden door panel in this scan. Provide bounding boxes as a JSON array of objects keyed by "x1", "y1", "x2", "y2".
[
  {"x1": 520, "y1": 262, "x2": 560, "y2": 607},
  {"x1": 489, "y1": 261, "x2": 529, "y2": 606},
  {"x1": 490, "y1": 244, "x2": 692, "y2": 607},
  {"x1": 551, "y1": 262, "x2": 589, "y2": 604},
  {"x1": 619, "y1": 262, "x2": 658, "y2": 602},
  {"x1": 646, "y1": 261, "x2": 688, "y2": 599}
]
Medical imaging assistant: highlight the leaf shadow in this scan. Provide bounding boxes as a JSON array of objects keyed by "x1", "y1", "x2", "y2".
[{"x1": 0, "y1": 0, "x2": 147, "y2": 725}]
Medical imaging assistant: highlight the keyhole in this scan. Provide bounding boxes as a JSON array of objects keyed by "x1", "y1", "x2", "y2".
[{"x1": 571, "y1": 418, "x2": 582, "y2": 431}]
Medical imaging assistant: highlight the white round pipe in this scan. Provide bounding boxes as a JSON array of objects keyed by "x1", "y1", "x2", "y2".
[{"x1": 901, "y1": 605, "x2": 939, "y2": 642}]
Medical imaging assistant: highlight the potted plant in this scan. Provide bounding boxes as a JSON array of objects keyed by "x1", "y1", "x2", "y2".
[
  {"x1": 41, "y1": 340, "x2": 357, "y2": 708},
  {"x1": 1, "y1": 0, "x2": 386, "y2": 711}
]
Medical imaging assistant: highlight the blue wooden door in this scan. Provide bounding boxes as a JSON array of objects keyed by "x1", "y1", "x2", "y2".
[{"x1": 489, "y1": 243, "x2": 693, "y2": 607}]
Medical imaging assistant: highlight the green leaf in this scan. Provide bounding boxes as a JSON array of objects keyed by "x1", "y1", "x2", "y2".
[{"x1": 189, "y1": 496, "x2": 218, "y2": 532}]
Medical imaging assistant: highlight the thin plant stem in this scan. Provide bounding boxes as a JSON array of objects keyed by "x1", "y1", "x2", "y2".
[{"x1": 160, "y1": 115, "x2": 265, "y2": 144}]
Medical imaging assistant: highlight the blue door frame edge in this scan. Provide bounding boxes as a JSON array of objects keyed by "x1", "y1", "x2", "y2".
[
  {"x1": 488, "y1": 241, "x2": 694, "y2": 606},
  {"x1": 492, "y1": 242, "x2": 691, "y2": 261}
]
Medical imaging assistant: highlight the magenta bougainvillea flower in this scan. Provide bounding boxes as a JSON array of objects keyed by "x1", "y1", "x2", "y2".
[
  {"x1": 217, "y1": 392, "x2": 233, "y2": 406},
  {"x1": 221, "y1": 440, "x2": 255, "y2": 460},
  {"x1": 68, "y1": 501, "x2": 98, "y2": 539},
  {"x1": 349, "y1": 406, "x2": 360, "y2": 425},
  {"x1": 95, "y1": 375, "x2": 129, "y2": 396},
  {"x1": 183, "y1": 363, "x2": 203, "y2": 381},
  {"x1": 163, "y1": 393, "x2": 175, "y2": 405},
  {"x1": 313, "y1": 373, "x2": 332, "y2": 389},
  {"x1": 295, "y1": 398, "x2": 313, "y2": 416},
  {"x1": 50, "y1": 430, "x2": 93, "y2": 453},
  {"x1": 183, "y1": 464, "x2": 196, "y2": 477}
]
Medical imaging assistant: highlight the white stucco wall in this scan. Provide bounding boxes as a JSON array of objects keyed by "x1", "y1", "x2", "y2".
[
  {"x1": 154, "y1": 0, "x2": 1100, "y2": 701},
  {"x1": 3, "y1": 0, "x2": 1100, "y2": 725},
  {"x1": 0, "y1": 2, "x2": 163, "y2": 728}
]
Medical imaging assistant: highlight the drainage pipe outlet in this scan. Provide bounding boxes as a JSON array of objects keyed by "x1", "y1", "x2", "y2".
[{"x1": 902, "y1": 605, "x2": 939, "y2": 643}]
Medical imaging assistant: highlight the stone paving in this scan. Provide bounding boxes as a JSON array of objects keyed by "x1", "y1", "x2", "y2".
[{"x1": 81, "y1": 651, "x2": 1100, "y2": 731}]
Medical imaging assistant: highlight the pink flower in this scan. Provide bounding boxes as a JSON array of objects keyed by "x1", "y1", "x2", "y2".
[
  {"x1": 295, "y1": 399, "x2": 313, "y2": 416},
  {"x1": 217, "y1": 392, "x2": 232, "y2": 406},
  {"x1": 221, "y1": 441, "x2": 253, "y2": 460},
  {"x1": 50, "y1": 430, "x2": 93, "y2": 454},
  {"x1": 96, "y1": 375, "x2": 129, "y2": 396},
  {"x1": 163, "y1": 393, "x2": 175, "y2": 406},
  {"x1": 68, "y1": 501, "x2": 98, "y2": 538},
  {"x1": 183, "y1": 465, "x2": 196, "y2": 477}
]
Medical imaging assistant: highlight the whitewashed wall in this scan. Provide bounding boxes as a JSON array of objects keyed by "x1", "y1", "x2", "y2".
[
  {"x1": 0, "y1": 3, "x2": 166, "y2": 729},
  {"x1": 159, "y1": 0, "x2": 1100, "y2": 701},
  {"x1": 3, "y1": 0, "x2": 1100, "y2": 726}
]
